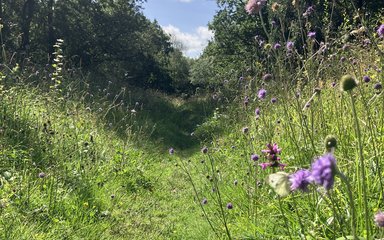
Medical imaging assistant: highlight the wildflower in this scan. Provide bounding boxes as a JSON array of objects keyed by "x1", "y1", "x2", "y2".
[
  {"x1": 234, "y1": 179, "x2": 238, "y2": 185},
  {"x1": 271, "y1": 2, "x2": 281, "y2": 12},
  {"x1": 260, "y1": 143, "x2": 285, "y2": 170},
  {"x1": 271, "y1": 98, "x2": 277, "y2": 103},
  {"x1": 259, "y1": 162, "x2": 271, "y2": 170},
  {"x1": 244, "y1": 96, "x2": 249, "y2": 106},
  {"x1": 374, "y1": 82, "x2": 382, "y2": 91},
  {"x1": 324, "y1": 135, "x2": 337, "y2": 152},
  {"x1": 340, "y1": 75, "x2": 358, "y2": 91},
  {"x1": 363, "y1": 39, "x2": 371, "y2": 46},
  {"x1": 242, "y1": 127, "x2": 249, "y2": 134},
  {"x1": 169, "y1": 148, "x2": 175, "y2": 155},
  {"x1": 258, "y1": 89, "x2": 267, "y2": 99},
  {"x1": 374, "y1": 211, "x2": 384, "y2": 227},
  {"x1": 251, "y1": 154, "x2": 259, "y2": 161},
  {"x1": 377, "y1": 24, "x2": 384, "y2": 37},
  {"x1": 307, "y1": 31, "x2": 316, "y2": 39},
  {"x1": 262, "y1": 143, "x2": 281, "y2": 155},
  {"x1": 286, "y1": 41, "x2": 294, "y2": 50},
  {"x1": 226, "y1": 203, "x2": 233, "y2": 209},
  {"x1": 303, "y1": 6, "x2": 314, "y2": 17},
  {"x1": 245, "y1": 0, "x2": 267, "y2": 15},
  {"x1": 340, "y1": 57, "x2": 346, "y2": 62},
  {"x1": 363, "y1": 76, "x2": 371, "y2": 83},
  {"x1": 274, "y1": 43, "x2": 281, "y2": 49},
  {"x1": 271, "y1": 20, "x2": 277, "y2": 28},
  {"x1": 38, "y1": 172, "x2": 46, "y2": 178},
  {"x1": 290, "y1": 169, "x2": 312, "y2": 192},
  {"x1": 262, "y1": 73, "x2": 273, "y2": 81},
  {"x1": 331, "y1": 82, "x2": 336, "y2": 88},
  {"x1": 255, "y1": 108, "x2": 260, "y2": 116},
  {"x1": 311, "y1": 153, "x2": 337, "y2": 190},
  {"x1": 201, "y1": 147, "x2": 208, "y2": 154},
  {"x1": 202, "y1": 198, "x2": 208, "y2": 205}
]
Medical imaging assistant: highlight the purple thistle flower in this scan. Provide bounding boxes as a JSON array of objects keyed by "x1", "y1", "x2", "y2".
[
  {"x1": 226, "y1": 202, "x2": 233, "y2": 209},
  {"x1": 262, "y1": 73, "x2": 273, "y2": 81},
  {"x1": 307, "y1": 31, "x2": 316, "y2": 39},
  {"x1": 258, "y1": 89, "x2": 267, "y2": 99},
  {"x1": 290, "y1": 169, "x2": 312, "y2": 192},
  {"x1": 251, "y1": 154, "x2": 259, "y2": 161},
  {"x1": 311, "y1": 153, "x2": 337, "y2": 190},
  {"x1": 377, "y1": 24, "x2": 384, "y2": 38},
  {"x1": 286, "y1": 41, "x2": 294, "y2": 50},
  {"x1": 271, "y1": 97, "x2": 277, "y2": 103},
  {"x1": 374, "y1": 211, "x2": 384, "y2": 227},
  {"x1": 374, "y1": 82, "x2": 382, "y2": 90},
  {"x1": 274, "y1": 43, "x2": 281, "y2": 49},
  {"x1": 169, "y1": 148, "x2": 175, "y2": 155},
  {"x1": 363, "y1": 76, "x2": 371, "y2": 83}
]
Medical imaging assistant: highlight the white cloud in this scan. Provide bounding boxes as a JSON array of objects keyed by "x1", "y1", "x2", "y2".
[{"x1": 162, "y1": 24, "x2": 213, "y2": 58}]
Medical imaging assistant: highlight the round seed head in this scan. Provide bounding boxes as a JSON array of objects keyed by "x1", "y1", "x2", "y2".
[{"x1": 340, "y1": 75, "x2": 357, "y2": 91}]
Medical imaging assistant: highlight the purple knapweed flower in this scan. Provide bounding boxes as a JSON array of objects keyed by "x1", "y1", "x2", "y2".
[
  {"x1": 307, "y1": 31, "x2": 316, "y2": 39},
  {"x1": 258, "y1": 89, "x2": 267, "y2": 100},
  {"x1": 375, "y1": 211, "x2": 384, "y2": 227},
  {"x1": 290, "y1": 169, "x2": 312, "y2": 192},
  {"x1": 363, "y1": 76, "x2": 371, "y2": 83},
  {"x1": 274, "y1": 43, "x2": 282, "y2": 49},
  {"x1": 251, "y1": 154, "x2": 259, "y2": 161},
  {"x1": 331, "y1": 82, "x2": 336, "y2": 88},
  {"x1": 169, "y1": 148, "x2": 175, "y2": 155},
  {"x1": 202, "y1": 198, "x2": 208, "y2": 205},
  {"x1": 311, "y1": 153, "x2": 337, "y2": 190},
  {"x1": 377, "y1": 24, "x2": 384, "y2": 38},
  {"x1": 286, "y1": 41, "x2": 294, "y2": 50},
  {"x1": 255, "y1": 108, "x2": 260, "y2": 116},
  {"x1": 242, "y1": 127, "x2": 249, "y2": 134},
  {"x1": 271, "y1": 98, "x2": 277, "y2": 103},
  {"x1": 374, "y1": 82, "x2": 382, "y2": 91},
  {"x1": 226, "y1": 202, "x2": 233, "y2": 209},
  {"x1": 245, "y1": 0, "x2": 267, "y2": 15}
]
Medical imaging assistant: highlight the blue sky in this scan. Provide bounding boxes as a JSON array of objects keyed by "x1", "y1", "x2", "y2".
[{"x1": 142, "y1": 0, "x2": 217, "y2": 58}]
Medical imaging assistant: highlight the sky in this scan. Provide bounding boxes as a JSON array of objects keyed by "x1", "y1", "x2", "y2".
[{"x1": 142, "y1": 0, "x2": 217, "y2": 58}]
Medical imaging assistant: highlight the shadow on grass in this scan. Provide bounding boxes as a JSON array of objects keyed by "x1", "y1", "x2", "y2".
[{"x1": 101, "y1": 88, "x2": 216, "y2": 151}]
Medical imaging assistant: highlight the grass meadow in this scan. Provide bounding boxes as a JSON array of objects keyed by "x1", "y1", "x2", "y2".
[{"x1": 1, "y1": 1, "x2": 384, "y2": 240}]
